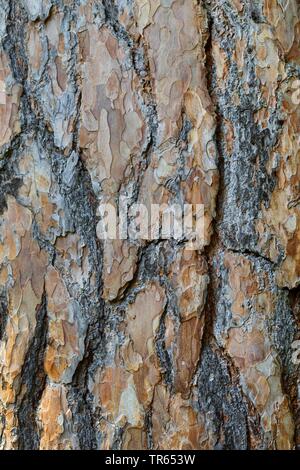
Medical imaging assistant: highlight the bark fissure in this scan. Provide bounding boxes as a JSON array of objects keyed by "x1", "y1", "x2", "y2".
[{"x1": 17, "y1": 293, "x2": 48, "y2": 450}]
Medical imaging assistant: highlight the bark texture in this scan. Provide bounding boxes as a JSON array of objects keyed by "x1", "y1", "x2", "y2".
[{"x1": 0, "y1": 0, "x2": 299, "y2": 450}]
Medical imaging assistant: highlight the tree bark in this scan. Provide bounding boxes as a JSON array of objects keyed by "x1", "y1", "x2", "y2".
[{"x1": 0, "y1": 0, "x2": 299, "y2": 450}]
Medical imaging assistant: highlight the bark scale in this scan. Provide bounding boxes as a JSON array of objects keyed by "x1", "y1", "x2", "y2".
[{"x1": 0, "y1": 0, "x2": 299, "y2": 450}]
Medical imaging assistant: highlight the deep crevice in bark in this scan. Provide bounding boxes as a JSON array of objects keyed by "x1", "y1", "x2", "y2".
[{"x1": 17, "y1": 293, "x2": 48, "y2": 450}]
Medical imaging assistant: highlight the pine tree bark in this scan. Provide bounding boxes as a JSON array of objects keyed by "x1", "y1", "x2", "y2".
[{"x1": 0, "y1": 0, "x2": 299, "y2": 450}]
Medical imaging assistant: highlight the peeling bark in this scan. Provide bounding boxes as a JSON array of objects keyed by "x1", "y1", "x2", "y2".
[{"x1": 0, "y1": 0, "x2": 299, "y2": 450}]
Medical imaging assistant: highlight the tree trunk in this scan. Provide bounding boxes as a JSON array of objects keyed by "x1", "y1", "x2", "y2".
[{"x1": 0, "y1": 0, "x2": 299, "y2": 450}]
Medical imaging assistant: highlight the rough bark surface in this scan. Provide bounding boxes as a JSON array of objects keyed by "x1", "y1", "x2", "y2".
[{"x1": 0, "y1": 0, "x2": 299, "y2": 450}]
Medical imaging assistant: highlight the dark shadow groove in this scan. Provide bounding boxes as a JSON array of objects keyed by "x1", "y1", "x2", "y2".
[{"x1": 17, "y1": 293, "x2": 48, "y2": 450}]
